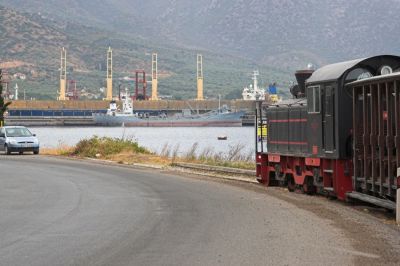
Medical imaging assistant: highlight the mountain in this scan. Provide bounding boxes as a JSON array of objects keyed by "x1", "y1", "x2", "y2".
[
  {"x1": 3, "y1": 1, "x2": 400, "y2": 100},
  {"x1": 2, "y1": 0, "x2": 400, "y2": 70},
  {"x1": 0, "y1": 5, "x2": 289, "y2": 100}
]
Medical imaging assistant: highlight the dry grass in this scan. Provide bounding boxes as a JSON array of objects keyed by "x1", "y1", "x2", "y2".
[
  {"x1": 47, "y1": 137, "x2": 256, "y2": 170},
  {"x1": 107, "y1": 151, "x2": 171, "y2": 165},
  {"x1": 41, "y1": 142, "x2": 74, "y2": 156},
  {"x1": 56, "y1": 136, "x2": 169, "y2": 167},
  {"x1": 154, "y1": 142, "x2": 256, "y2": 170},
  {"x1": 0, "y1": 60, "x2": 33, "y2": 69}
]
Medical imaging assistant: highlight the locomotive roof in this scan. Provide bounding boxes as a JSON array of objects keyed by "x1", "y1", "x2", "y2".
[
  {"x1": 307, "y1": 58, "x2": 365, "y2": 83},
  {"x1": 346, "y1": 71, "x2": 400, "y2": 87},
  {"x1": 307, "y1": 55, "x2": 400, "y2": 84}
]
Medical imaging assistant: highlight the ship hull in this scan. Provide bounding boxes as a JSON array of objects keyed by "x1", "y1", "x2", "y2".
[
  {"x1": 92, "y1": 111, "x2": 245, "y2": 127},
  {"x1": 123, "y1": 120, "x2": 243, "y2": 127}
]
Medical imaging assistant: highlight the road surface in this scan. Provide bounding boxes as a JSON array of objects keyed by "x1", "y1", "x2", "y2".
[{"x1": 0, "y1": 156, "x2": 398, "y2": 265}]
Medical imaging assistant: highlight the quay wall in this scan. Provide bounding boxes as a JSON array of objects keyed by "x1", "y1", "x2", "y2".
[{"x1": 8, "y1": 100, "x2": 257, "y2": 111}]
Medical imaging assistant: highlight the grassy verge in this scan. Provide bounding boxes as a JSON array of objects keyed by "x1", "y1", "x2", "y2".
[
  {"x1": 42, "y1": 136, "x2": 255, "y2": 170},
  {"x1": 160, "y1": 142, "x2": 255, "y2": 170},
  {"x1": 41, "y1": 142, "x2": 74, "y2": 156}
]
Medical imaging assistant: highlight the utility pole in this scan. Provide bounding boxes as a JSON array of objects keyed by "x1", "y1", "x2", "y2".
[
  {"x1": 118, "y1": 82, "x2": 121, "y2": 101},
  {"x1": 0, "y1": 69, "x2": 12, "y2": 127}
]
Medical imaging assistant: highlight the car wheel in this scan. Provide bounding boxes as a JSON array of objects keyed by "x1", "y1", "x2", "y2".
[
  {"x1": 33, "y1": 149, "x2": 39, "y2": 155},
  {"x1": 4, "y1": 145, "x2": 11, "y2": 155}
]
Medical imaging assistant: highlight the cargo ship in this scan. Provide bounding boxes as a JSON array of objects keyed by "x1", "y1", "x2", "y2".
[{"x1": 92, "y1": 92, "x2": 245, "y2": 127}]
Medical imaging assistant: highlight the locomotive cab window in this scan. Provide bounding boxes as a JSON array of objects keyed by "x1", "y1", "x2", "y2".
[
  {"x1": 307, "y1": 86, "x2": 321, "y2": 113},
  {"x1": 345, "y1": 68, "x2": 372, "y2": 82}
]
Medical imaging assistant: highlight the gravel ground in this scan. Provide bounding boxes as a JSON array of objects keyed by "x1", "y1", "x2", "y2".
[
  {"x1": 56, "y1": 156, "x2": 400, "y2": 266},
  {"x1": 166, "y1": 167, "x2": 400, "y2": 266},
  {"x1": 2, "y1": 155, "x2": 398, "y2": 265}
]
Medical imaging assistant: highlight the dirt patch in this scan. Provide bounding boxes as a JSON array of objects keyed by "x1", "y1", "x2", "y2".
[
  {"x1": 163, "y1": 168, "x2": 400, "y2": 266},
  {"x1": 0, "y1": 60, "x2": 33, "y2": 69},
  {"x1": 107, "y1": 151, "x2": 171, "y2": 165},
  {"x1": 263, "y1": 189, "x2": 399, "y2": 266}
]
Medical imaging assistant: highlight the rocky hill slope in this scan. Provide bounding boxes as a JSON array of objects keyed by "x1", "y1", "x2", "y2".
[
  {"x1": 2, "y1": 0, "x2": 400, "y2": 70},
  {"x1": 0, "y1": 5, "x2": 288, "y2": 99}
]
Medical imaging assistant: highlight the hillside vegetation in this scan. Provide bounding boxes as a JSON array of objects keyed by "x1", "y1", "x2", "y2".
[
  {"x1": 0, "y1": 5, "x2": 292, "y2": 100},
  {"x1": 2, "y1": 1, "x2": 397, "y2": 100},
  {"x1": 2, "y1": 0, "x2": 400, "y2": 70}
]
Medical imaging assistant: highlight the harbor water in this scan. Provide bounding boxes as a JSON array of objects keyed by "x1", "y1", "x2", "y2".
[{"x1": 32, "y1": 127, "x2": 255, "y2": 157}]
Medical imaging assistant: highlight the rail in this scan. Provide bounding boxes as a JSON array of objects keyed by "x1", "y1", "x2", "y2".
[{"x1": 173, "y1": 162, "x2": 256, "y2": 177}]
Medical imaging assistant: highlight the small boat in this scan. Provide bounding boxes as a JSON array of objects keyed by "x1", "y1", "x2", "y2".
[{"x1": 217, "y1": 135, "x2": 228, "y2": 140}]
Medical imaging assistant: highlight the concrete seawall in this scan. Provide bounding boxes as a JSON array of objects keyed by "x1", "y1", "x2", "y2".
[
  {"x1": 8, "y1": 99, "x2": 257, "y2": 112},
  {"x1": 5, "y1": 100, "x2": 257, "y2": 126},
  {"x1": 5, "y1": 117, "x2": 96, "y2": 126}
]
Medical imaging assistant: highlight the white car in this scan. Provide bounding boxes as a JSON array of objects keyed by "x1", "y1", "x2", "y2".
[{"x1": 0, "y1": 126, "x2": 40, "y2": 155}]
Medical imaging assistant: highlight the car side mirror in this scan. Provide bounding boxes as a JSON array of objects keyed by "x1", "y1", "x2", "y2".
[
  {"x1": 0, "y1": 134, "x2": 4, "y2": 138},
  {"x1": 33, "y1": 134, "x2": 36, "y2": 137}
]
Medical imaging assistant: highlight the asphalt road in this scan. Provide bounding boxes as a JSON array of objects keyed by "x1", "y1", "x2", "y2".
[{"x1": 0, "y1": 156, "x2": 395, "y2": 265}]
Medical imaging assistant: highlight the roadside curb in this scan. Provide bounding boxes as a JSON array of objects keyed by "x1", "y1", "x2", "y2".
[
  {"x1": 85, "y1": 157, "x2": 166, "y2": 170},
  {"x1": 173, "y1": 162, "x2": 255, "y2": 176},
  {"x1": 172, "y1": 162, "x2": 258, "y2": 183},
  {"x1": 43, "y1": 155, "x2": 258, "y2": 184},
  {"x1": 172, "y1": 165, "x2": 258, "y2": 184},
  {"x1": 41, "y1": 155, "x2": 167, "y2": 170}
]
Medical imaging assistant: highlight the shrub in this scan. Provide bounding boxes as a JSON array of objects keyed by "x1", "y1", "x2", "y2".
[{"x1": 72, "y1": 136, "x2": 149, "y2": 157}]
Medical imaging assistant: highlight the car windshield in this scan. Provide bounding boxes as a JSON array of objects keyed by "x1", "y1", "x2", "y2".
[{"x1": 6, "y1": 128, "x2": 32, "y2": 137}]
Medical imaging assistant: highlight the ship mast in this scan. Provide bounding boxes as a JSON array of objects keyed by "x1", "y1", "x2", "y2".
[{"x1": 252, "y1": 70, "x2": 259, "y2": 91}]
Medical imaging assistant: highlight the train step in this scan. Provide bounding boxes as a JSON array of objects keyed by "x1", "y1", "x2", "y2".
[{"x1": 346, "y1": 191, "x2": 396, "y2": 210}]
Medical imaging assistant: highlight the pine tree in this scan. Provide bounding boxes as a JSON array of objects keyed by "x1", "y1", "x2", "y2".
[{"x1": 0, "y1": 69, "x2": 12, "y2": 127}]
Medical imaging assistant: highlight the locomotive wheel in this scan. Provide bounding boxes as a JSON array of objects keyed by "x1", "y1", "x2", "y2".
[
  {"x1": 287, "y1": 175, "x2": 295, "y2": 192},
  {"x1": 278, "y1": 180, "x2": 286, "y2": 187},
  {"x1": 302, "y1": 177, "x2": 316, "y2": 195}
]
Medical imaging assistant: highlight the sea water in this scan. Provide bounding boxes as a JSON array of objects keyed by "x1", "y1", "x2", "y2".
[{"x1": 32, "y1": 127, "x2": 255, "y2": 157}]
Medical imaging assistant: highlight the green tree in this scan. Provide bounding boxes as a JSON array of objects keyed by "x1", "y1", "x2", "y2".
[{"x1": 0, "y1": 69, "x2": 12, "y2": 127}]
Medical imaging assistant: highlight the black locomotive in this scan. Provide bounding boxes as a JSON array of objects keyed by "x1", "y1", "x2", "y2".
[{"x1": 256, "y1": 55, "x2": 400, "y2": 209}]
